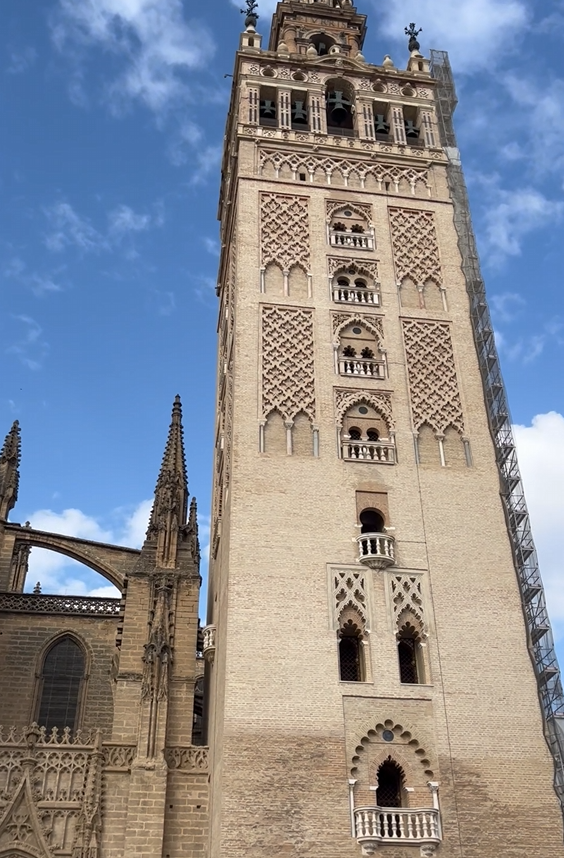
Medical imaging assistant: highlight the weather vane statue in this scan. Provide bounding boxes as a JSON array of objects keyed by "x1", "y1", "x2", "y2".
[
  {"x1": 241, "y1": 0, "x2": 259, "y2": 28},
  {"x1": 405, "y1": 23, "x2": 422, "y2": 52}
]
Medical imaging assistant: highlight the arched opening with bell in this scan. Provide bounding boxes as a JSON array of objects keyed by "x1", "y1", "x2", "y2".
[{"x1": 325, "y1": 78, "x2": 355, "y2": 135}]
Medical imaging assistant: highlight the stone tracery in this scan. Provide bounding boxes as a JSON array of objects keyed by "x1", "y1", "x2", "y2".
[
  {"x1": 402, "y1": 320, "x2": 464, "y2": 435},
  {"x1": 261, "y1": 306, "x2": 316, "y2": 423},
  {"x1": 389, "y1": 208, "x2": 442, "y2": 286},
  {"x1": 260, "y1": 193, "x2": 310, "y2": 273}
]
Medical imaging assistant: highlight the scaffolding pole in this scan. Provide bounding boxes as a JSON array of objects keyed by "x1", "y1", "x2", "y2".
[{"x1": 429, "y1": 48, "x2": 564, "y2": 812}]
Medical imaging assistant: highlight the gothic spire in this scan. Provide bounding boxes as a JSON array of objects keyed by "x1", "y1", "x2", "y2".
[
  {"x1": 145, "y1": 397, "x2": 188, "y2": 568},
  {"x1": 0, "y1": 421, "x2": 21, "y2": 521}
]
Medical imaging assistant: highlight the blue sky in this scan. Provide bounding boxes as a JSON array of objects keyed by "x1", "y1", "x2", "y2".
[{"x1": 1, "y1": 0, "x2": 563, "y2": 649}]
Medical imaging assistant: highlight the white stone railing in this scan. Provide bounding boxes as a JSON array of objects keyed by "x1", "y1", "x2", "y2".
[
  {"x1": 342, "y1": 440, "x2": 395, "y2": 464},
  {"x1": 357, "y1": 533, "x2": 395, "y2": 569},
  {"x1": 338, "y1": 358, "x2": 385, "y2": 379},
  {"x1": 333, "y1": 286, "x2": 380, "y2": 306},
  {"x1": 354, "y1": 807, "x2": 441, "y2": 855},
  {"x1": 203, "y1": 624, "x2": 216, "y2": 663},
  {"x1": 330, "y1": 231, "x2": 374, "y2": 250}
]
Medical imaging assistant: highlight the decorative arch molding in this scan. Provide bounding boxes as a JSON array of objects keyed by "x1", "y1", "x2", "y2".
[
  {"x1": 2, "y1": 523, "x2": 138, "y2": 590},
  {"x1": 33, "y1": 629, "x2": 92, "y2": 681},
  {"x1": 328, "y1": 257, "x2": 379, "y2": 281},
  {"x1": 351, "y1": 720, "x2": 434, "y2": 780},
  {"x1": 331, "y1": 312, "x2": 384, "y2": 346},
  {"x1": 334, "y1": 388, "x2": 394, "y2": 432},
  {"x1": 390, "y1": 574, "x2": 426, "y2": 636},
  {"x1": 326, "y1": 199, "x2": 372, "y2": 226}
]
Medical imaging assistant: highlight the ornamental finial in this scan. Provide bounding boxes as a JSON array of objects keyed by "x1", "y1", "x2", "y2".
[
  {"x1": 405, "y1": 23, "x2": 422, "y2": 53},
  {"x1": 241, "y1": 0, "x2": 259, "y2": 28}
]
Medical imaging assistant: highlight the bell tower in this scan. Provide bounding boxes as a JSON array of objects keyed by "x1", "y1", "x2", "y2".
[{"x1": 206, "y1": 2, "x2": 564, "y2": 856}]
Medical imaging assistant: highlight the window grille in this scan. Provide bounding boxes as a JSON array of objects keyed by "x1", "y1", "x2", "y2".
[
  {"x1": 339, "y1": 635, "x2": 361, "y2": 681},
  {"x1": 376, "y1": 760, "x2": 403, "y2": 808},
  {"x1": 37, "y1": 637, "x2": 85, "y2": 733},
  {"x1": 398, "y1": 637, "x2": 418, "y2": 684}
]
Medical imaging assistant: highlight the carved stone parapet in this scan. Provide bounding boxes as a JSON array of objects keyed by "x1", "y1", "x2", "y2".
[
  {"x1": 354, "y1": 806, "x2": 441, "y2": 855},
  {"x1": 164, "y1": 746, "x2": 209, "y2": 772},
  {"x1": 203, "y1": 625, "x2": 216, "y2": 664},
  {"x1": 357, "y1": 533, "x2": 395, "y2": 570},
  {"x1": 103, "y1": 744, "x2": 137, "y2": 771}
]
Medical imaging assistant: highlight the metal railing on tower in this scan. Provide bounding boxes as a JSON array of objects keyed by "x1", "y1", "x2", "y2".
[{"x1": 429, "y1": 48, "x2": 564, "y2": 813}]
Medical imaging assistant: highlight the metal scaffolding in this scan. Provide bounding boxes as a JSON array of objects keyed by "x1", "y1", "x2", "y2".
[{"x1": 430, "y1": 49, "x2": 564, "y2": 810}]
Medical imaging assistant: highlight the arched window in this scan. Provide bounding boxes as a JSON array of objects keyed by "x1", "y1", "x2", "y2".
[
  {"x1": 310, "y1": 33, "x2": 336, "y2": 56},
  {"x1": 376, "y1": 757, "x2": 405, "y2": 807},
  {"x1": 397, "y1": 622, "x2": 421, "y2": 684},
  {"x1": 326, "y1": 80, "x2": 354, "y2": 134},
  {"x1": 360, "y1": 508, "x2": 385, "y2": 534},
  {"x1": 37, "y1": 636, "x2": 86, "y2": 733},
  {"x1": 338, "y1": 618, "x2": 364, "y2": 682}
]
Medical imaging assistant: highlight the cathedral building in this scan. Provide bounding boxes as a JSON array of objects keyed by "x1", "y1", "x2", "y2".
[{"x1": 0, "y1": 1, "x2": 563, "y2": 857}]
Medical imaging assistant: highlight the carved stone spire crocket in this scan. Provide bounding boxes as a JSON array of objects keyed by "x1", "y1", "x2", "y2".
[
  {"x1": 145, "y1": 396, "x2": 188, "y2": 569},
  {"x1": 0, "y1": 421, "x2": 21, "y2": 521}
]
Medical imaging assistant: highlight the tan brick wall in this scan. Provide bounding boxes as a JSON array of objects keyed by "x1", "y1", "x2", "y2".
[{"x1": 206, "y1": 43, "x2": 564, "y2": 858}]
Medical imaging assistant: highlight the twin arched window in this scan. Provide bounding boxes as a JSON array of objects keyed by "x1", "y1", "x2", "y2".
[{"x1": 37, "y1": 636, "x2": 86, "y2": 734}]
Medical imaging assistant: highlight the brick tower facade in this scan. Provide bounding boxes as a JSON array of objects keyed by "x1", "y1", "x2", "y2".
[{"x1": 204, "y1": 1, "x2": 564, "y2": 856}]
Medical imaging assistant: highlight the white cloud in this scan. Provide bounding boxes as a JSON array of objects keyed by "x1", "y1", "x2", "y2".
[
  {"x1": 189, "y1": 145, "x2": 222, "y2": 186},
  {"x1": 44, "y1": 202, "x2": 108, "y2": 253},
  {"x1": 25, "y1": 499, "x2": 153, "y2": 597},
  {"x1": 52, "y1": 0, "x2": 215, "y2": 115},
  {"x1": 501, "y1": 75, "x2": 564, "y2": 176},
  {"x1": 4, "y1": 257, "x2": 64, "y2": 296},
  {"x1": 6, "y1": 316, "x2": 49, "y2": 371},
  {"x1": 490, "y1": 291, "x2": 525, "y2": 323},
  {"x1": 374, "y1": 0, "x2": 528, "y2": 72},
  {"x1": 108, "y1": 204, "x2": 152, "y2": 235},
  {"x1": 203, "y1": 237, "x2": 220, "y2": 257},
  {"x1": 481, "y1": 184, "x2": 563, "y2": 264},
  {"x1": 514, "y1": 413, "x2": 564, "y2": 639},
  {"x1": 43, "y1": 200, "x2": 164, "y2": 257},
  {"x1": 6, "y1": 46, "x2": 37, "y2": 75}
]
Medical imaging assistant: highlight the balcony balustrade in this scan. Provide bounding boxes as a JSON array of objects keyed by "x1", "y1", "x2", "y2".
[
  {"x1": 203, "y1": 624, "x2": 216, "y2": 663},
  {"x1": 339, "y1": 358, "x2": 385, "y2": 379},
  {"x1": 333, "y1": 285, "x2": 380, "y2": 306},
  {"x1": 342, "y1": 440, "x2": 395, "y2": 464},
  {"x1": 354, "y1": 806, "x2": 441, "y2": 856},
  {"x1": 357, "y1": 532, "x2": 395, "y2": 569},
  {"x1": 330, "y1": 231, "x2": 374, "y2": 250}
]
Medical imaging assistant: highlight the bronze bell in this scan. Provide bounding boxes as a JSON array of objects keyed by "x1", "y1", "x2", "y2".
[
  {"x1": 404, "y1": 119, "x2": 419, "y2": 138},
  {"x1": 327, "y1": 90, "x2": 351, "y2": 125},
  {"x1": 374, "y1": 114, "x2": 389, "y2": 134},
  {"x1": 291, "y1": 101, "x2": 308, "y2": 124},
  {"x1": 259, "y1": 99, "x2": 276, "y2": 118}
]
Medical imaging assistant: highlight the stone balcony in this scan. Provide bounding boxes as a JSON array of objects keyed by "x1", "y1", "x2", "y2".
[
  {"x1": 333, "y1": 285, "x2": 380, "y2": 306},
  {"x1": 330, "y1": 230, "x2": 374, "y2": 251},
  {"x1": 203, "y1": 624, "x2": 216, "y2": 663},
  {"x1": 338, "y1": 358, "x2": 386, "y2": 379},
  {"x1": 354, "y1": 806, "x2": 441, "y2": 856},
  {"x1": 342, "y1": 440, "x2": 396, "y2": 464},
  {"x1": 357, "y1": 533, "x2": 395, "y2": 569}
]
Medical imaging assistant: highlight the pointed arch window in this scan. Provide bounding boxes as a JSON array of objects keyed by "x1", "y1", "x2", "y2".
[
  {"x1": 397, "y1": 622, "x2": 422, "y2": 684},
  {"x1": 338, "y1": 618, "x2": 365, "y2": 682},
  {"x1": 37, "y1": 636, "x2": 86, "y2": 733}
]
